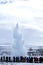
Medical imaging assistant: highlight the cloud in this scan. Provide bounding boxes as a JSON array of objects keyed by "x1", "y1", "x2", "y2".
[
  {"x1": 22, "y1": 28, "x2": 43, "y2": 46},
  {"x1": 0, "y1": 28, "x2": 13, "y2": 44},
  {"x1": 0, "y1": 0, "x2": 15, "y2": 4},
  {"x1": 34, "y1": 17, "x2": 43, "y2": 31},
  {"x1": 0, "y1": 0, "x2": 43, "y2": 32},
  {"x1": 0, "y1": 14, "x2": 18, "y2": 25}
]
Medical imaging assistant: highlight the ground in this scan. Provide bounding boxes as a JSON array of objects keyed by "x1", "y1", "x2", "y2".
[{"x1": 0, "y1": 63, "x2": 43, "y2": 65}]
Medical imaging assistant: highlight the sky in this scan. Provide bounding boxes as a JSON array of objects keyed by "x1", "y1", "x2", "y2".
[
  {"x1": 0, "y1": 0, "x2": 43, "y2": 31},
  {"x1": 0, "y1": 0, "x2": 43, "y2": 46}
]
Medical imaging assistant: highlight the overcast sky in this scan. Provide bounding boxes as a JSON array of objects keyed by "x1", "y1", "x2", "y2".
[
  {"x1": 0, "y1": 0, "x2": 43, "y2": 32},
  {"x1": 0, "y1": 0, "x2": 43, "y2": 45}
]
